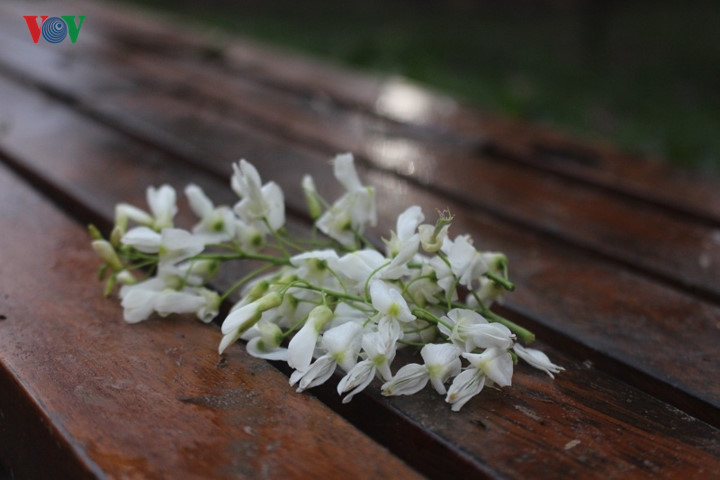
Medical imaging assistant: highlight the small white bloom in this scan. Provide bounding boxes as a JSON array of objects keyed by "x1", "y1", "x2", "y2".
[
  {"x1": 336, "y1": 249, "x2": 386, "y2": 287},
  {"x1": 513, "y1": 344, "x2": 564, "y2": 379},
  {"x1": 445, "y1": 348, "x2": 513, "y2": 411},
  {"x1": 289, "y1": 322, "x2": 363, "y2": 392},
  {"x1": 231, "y1": 160, "x2": 285, "y2": 232},
  {"x1": 220, "y1": 292, "x2": 283, "y2": 335},
  {"x1": 115, "y1": 184, "x2": 177, "y2": 232},
  {"x1": 445, "y1": 368, "x2": 486, "y2": 412},
  {"x1": 442, "y1": 234, "x2": 488, "y2": 288},
  {"x1": 381, "y1": 343, "x2": 461, "y2": 396},
  {"x1": 467, "y1": 347, "x2": 513, "y2": 387},
  {"x1": 157, "y1": 228, "x2": 206, "y2": 267},
  {"x1": 385, "y1": 206, "x2": 424, "y2": 257},
  {"x1": 423, "y1": 343, "x2": 462, "y2": 394},
  {"x1": 337, "y1": 331, "x2": 396, "y2": 403},
  {"x1": 118, "y1": 267, "x2": 219, "y2": 324},
  {"x1": 290, "y1": 249, "x2": 339, "y2": 285},
  {"x1": 370, "y1": 280, "x2": 415, "y2": 324},
  {"x1": 245, "y1": 320, "x2": 288, "y2": 360},
  {"x1": 381, "y1": 363, "x2": 428, "y2": 396},
  {"x1": 418, "y1": 222, "x2": 450, "y2": 253},
  {"x1": 121, "y1": 226, "x2": 161, "y2": 253},
  {"x1": 316, "y1": 153, "x2": 376, "y2": 247},
  {"x1": 287, "y1": 305, "x2": 333, "y2": 371},
  {"x1": 439, "y1": 308, "x2": 515, "y2": 352},
  {"x1": 185, "y1": 184, "x2": 237, "y2": 243}
]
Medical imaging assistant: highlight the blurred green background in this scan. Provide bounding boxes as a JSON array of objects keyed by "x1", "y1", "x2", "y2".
[{"x1": 125, "y1": 0, "x2": 720, "y2": 171}]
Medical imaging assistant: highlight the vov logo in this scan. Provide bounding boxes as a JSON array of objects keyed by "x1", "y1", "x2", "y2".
[{"x1": 23, "y1": 16, "x2": 86, "y2": 44}]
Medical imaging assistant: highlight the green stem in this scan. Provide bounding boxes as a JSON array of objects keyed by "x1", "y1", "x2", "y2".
[
  {"x1": 484, "y1": 271, "x2": 515, "y2": 291},
  {"x1": 411, "y1": 307, "x2": 452, "y2": 329},
  {"x1": 194, "y1": 251, "x2": 291, "y2": 266}
]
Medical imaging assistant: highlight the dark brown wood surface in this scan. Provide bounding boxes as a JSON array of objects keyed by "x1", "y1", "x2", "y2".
[{"x1": 0, "y1": 1, "x2": 718, "y2": 478}]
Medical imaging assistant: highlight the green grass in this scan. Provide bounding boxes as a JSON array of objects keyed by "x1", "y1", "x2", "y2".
[{"x1": 125, "y1": 0, "x2": 720, "y2": 171}]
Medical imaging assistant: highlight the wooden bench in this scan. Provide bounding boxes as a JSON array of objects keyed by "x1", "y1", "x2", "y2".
[{"x1": 1, "y1": 0, "x2": 718, "y2": 478}]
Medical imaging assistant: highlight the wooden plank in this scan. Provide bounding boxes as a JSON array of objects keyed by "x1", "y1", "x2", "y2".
[
  {"x1": 1, "y1": 68, "x2": 720, "y2": 479},
  {"x1": 0, "y1": 14, "x2": 718, "y2": 305},
  {"x1": 0, "y1": 162, "x2": 423, "y2": 479},
  {"x1": 41, "y1": 0, "x2": 720, "y2": 226}
]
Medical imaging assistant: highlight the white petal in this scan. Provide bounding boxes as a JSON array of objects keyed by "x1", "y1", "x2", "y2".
[
  {"x1": 381, "y1": 363, "x2": 429, "y2": 396},
  {"x1": 333, "y1": 153, "x2": 362, "y2": 192},
  {"x1": 121, "y1": 226, "x2": 161, "y2": 253},
  {"x1": 246, "y1": 337, "x2": 289, "y2": 361},
  {"x1": 337, "y1": 359, "x2": 376, "y2": 403},
  {"x1": 290, "y1": 355, "x2": 337, "y2": 392},
  {"x1": 514, "y1": 344, "x2": 564, "y2": 378},
  {"x1": 446, "y1": 369, "x2": 485, "y2": 412},
  {"x1": 185, "y1": 184, "x2": 214, "y2": 219},
  {"x1": 396, "y1": 206, "x2": 424, "y2": 241},
  {"x1": 147, "y1": 185, "x2": 177, "y2": 228}
]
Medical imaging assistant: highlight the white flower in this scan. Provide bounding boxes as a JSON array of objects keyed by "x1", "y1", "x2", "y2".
[
  {"x1": 231, "y1": 160, "x2": 285, "y2": 232},
  {"x1": 513, "y1": 344, "x2": 564, "y2": 378},
  {"x1": 287, "y1": 305, "x2": 333, "y2": 370},
  {"x1": 418, "y1": 221, "x2": 450, "y2": 253},
  {"x1": 289, "y1": 321, "x2": 363, "y2": 392},
  {"x1": 385, "y1": 206, "x2": 424, "y2": 257},
  {"x1": 244, "y1": 320, "x2": 288, "y2": 360},
  {"x1": 337, "y1": 331, "x2": 396, "y2": 403},
  {"x1": 121, "y1": 228, "x2": 205, "y2": 269},
  {"x1": 120, "y1": 226, "x2": 161, "y2": 253},
  {"x1": 316, "y1": 153, "x2": 376, "y2": 247},
  {"x1": 381, "y1": 207, "x2": 423, "y2": 280},
  {"x1": 370, "y1": 280, "x2": 415, "y2": 324},
  {"x1": 381, "y1": 343, "x2": 461, "y2": 396},
  {"x1": 444, "y1": 368, "x2": 486, "y2": 412},
  {"x1": 157, "y1": 228, "x2": 206, "y2": 267},
  {"x1": 335, "y1": 249, "x2": 386, "y2": 287},
  {"x1": 118, "y1": 267, "x2": 219, "y2": 324},
  {"x1": 446, "y1": 348, "x2": 513, "y2": 411},
  {"x1": 439, "y1": 308, "x2": 515, "y2": 352},
  {"x1": 406, "y1": 262, "x2": 443, "y2": 306},
  {"x1": 154, "y1": 287, "x2": 219, "y2": 323},
  {"x1": 468, "y1": 277, "x2": 506, "y2": 308},
  {"x1": 185, "y1": 184, "x2": 237, "y2": 243},
  {"x1": 115, "y1": 184, "x2": 177, "y2": 232},
  {"x1": 220, "y1": 292, "x2": 283, "y2": 335},
  {"x1": 290, "y1": 249, "x2": 339, "y2": 285},
  {"x1": 442, "y1": 234, "x2": 488, "y2": 288}
]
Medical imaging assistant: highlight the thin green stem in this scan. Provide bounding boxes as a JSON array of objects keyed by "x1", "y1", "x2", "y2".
[
  {"x1": 412, "y1": 307, "x2": 452, "y2": 329},
  {"x1": 484, "y1": 271, "x2": 515, "y2": 291}
]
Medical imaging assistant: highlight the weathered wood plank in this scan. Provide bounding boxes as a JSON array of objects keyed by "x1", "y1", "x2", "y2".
[
  {"x1": 0, "y1": 163, "x2": 423, "y2": 479},
  {"x1": 1, "y1": 67, "x2": 719, "y2": 480}
]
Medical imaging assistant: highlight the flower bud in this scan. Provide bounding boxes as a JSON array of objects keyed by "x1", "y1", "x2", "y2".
[
  {"x1": 91, "y1": 240, "x2": 124, "y2": 271},
  {"x1": 302, "y1": 175, "x2": 323, "y2": 220}
]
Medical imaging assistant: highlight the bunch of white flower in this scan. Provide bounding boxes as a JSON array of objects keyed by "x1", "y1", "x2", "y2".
[{"x1": 91, "y1": 153, "x2": 562, "y2": 411}]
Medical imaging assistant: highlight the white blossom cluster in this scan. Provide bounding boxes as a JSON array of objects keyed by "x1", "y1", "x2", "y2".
[{"x1": 91, "y1": 153, "x2": 562, "y2": 411}]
